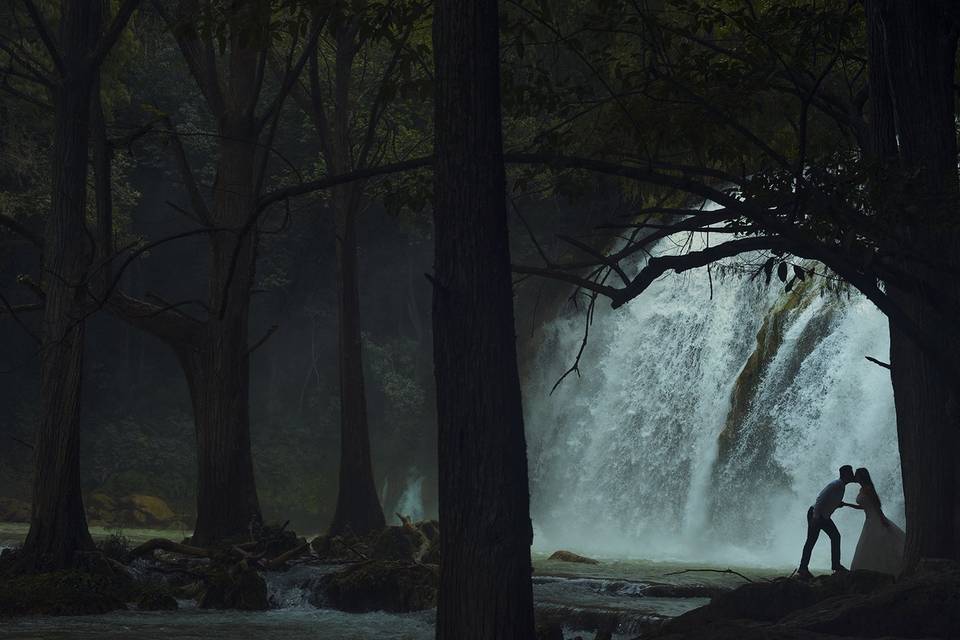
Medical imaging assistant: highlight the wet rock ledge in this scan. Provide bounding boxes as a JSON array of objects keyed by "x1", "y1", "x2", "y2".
[{"x1": 642, "y1": 560, "x2": 960, "y2": 640}]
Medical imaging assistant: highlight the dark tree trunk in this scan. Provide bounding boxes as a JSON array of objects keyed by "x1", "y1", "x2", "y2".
[
  {"x1": 325, "y1": 24, "x2": 385, "y2": 536},
  {"x1": 100, "y1": 4, "x2": 272, "y2": 545},
  {"x1": 186, "y1": 130, "x2": 262, "y2": 545},
  {"x1": 432, "y1": 0, "x2": 536, "y2": 637},
  {"x1": 867, "y1": 0, "x2": 960, "y2": 566},
  {"x1": 20, "y1": 0, "x2": 100, "y2": 572},
  {"x1": 329, "y1": 188, "x2": 385, "y2": 536}
]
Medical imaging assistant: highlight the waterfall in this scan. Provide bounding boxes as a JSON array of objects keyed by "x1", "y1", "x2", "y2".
[{"x1": 524, "y1": 233, "x2": 902, "y2": 568}]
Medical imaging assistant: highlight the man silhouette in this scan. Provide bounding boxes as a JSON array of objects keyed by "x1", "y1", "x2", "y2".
[{"x1": 797, "y1": 465, "x2": 856, "y2": 579}]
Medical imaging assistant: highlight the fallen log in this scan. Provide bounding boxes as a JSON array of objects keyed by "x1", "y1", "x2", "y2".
[
  {"x1": 125, "y1": 538, "x2": 209, "y2": 562},
  {"x1": 263, "y1": 542, "x2": 311, "y2": 570}
]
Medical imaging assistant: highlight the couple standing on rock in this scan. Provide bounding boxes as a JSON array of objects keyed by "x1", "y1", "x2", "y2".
[{"x1": 798, "y1": 464, "x2": 905, "y2": 579}]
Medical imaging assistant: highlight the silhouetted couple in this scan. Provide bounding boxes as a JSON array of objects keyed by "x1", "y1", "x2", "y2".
[{"x1": 797, "y1": 465, "x2": 905, "y2": 579}]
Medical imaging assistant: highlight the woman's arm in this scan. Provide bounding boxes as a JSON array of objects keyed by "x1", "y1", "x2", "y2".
[{"x1": 841, "y1": 501, "x2": 864, "y2": 510}]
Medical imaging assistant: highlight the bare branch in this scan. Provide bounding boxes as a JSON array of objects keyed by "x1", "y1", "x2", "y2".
[
  {"x1": 865, "y1": 355, "x2": 891, "y2": 370},
  {"x1": 246, "y1": 323, "x2": 279, "y2": 357},
  {"x1": 20, "y1": 0, "x2": 63, "y2": 76},
  {"x1": 152, "y1": 0, "x2": 225, "y2": 116},
  {"x1": 0, "y1": 213, "x2": 42, "y2": 248},
  {"x1": 0, "y1": 290, "x2": 41, "y2": 342},
  {"x1": 611, "y1": 237, "x2": 791, "y2": 307},
  {"x1": 256, "y1": 15, "x2": 326, "y2": 131},
  {"x1": 87, "y1": 0, "x2": 142, "y2": 72},
  {"x1": 161, "y1": 117, "x2": 211, "y2": 223}
]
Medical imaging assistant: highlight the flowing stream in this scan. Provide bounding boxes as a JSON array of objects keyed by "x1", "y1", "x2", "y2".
[{"x1": 525, "y1": 232, "x2": 902, "y2": 569}]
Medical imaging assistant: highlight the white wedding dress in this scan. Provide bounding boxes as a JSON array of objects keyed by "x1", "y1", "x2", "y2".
[{"x1": 850, "y1": 487, "x2": 905, "y2": 575}]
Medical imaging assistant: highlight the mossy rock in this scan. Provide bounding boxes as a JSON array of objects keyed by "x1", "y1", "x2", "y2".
[
  {"x1": 372, "y1": 526, "x2": 428, "y2": 562},
  {"x1": 198, "y1": 563, "x2": 268, "y2": 611},
  {"x1": 548, "y1": 550, "x2": 600, "y2": 564},
  {"x1": 0, "y1": 570, "x2": 131, "y2": 617},
  {"x1": 135, "y1": 587, "x2": 178, "y2": 611},
  {"x1": 325, "y1": 560, "x2": 438, "y2": 613},
  {"x1": 125, "y1": 495, "x2": 175, "y2": 521},
  {"x1": 86, "y1": 494, "x2": 179, "y2": 528}
]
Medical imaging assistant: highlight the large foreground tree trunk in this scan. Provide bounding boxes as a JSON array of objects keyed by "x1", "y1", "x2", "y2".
[
  {"x1": 867, "y1": 0, "x2": 960, "y2": 566},
  {"x1": 20, "y1": 0, "x2": 101, "y2": 572},
  {"x1": 432, "y1": 0, "x2": 536, "y2": 637}
]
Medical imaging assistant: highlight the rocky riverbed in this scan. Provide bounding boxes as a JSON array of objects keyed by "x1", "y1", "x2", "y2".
[{"x1": 11, "y1": 524, "x2": 952, "y2": 639}]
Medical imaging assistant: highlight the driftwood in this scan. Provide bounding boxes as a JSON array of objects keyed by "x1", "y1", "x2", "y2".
[
  {"x1": 124, "y1": 535, "x2": 314, "y2": 570},
  {"x1": 125, "y1": 538, "x2": 209, "y2": 562},
  {"x1": 263, "y1": 541, "x2": 311, "y2": 569},
  {"x1": 661, "y1": 568, "x2": 754, "y2": 583}
]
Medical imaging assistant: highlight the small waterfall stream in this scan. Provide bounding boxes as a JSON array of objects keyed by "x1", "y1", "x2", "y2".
[{"x1": 525, "y1": 234, "x2": 902, "y2": 568}]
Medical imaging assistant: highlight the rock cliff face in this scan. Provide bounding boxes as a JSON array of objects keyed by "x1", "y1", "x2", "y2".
[{"x1": 709, "y1": 278, "x2": 840, "y2": 531}]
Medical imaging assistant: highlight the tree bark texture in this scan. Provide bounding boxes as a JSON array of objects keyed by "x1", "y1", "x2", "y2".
[
  {"x1": 867, "y1": 0, "x2": 960, "y2": 566},
  {"x1": 185, "y1": 122, "x2": 263, "y2": 545},
  {"x1": 22, "y1": 0, "x2": 100, "y2": 571},
  {"x1": 432, "y1": 0, "x2": 536, "y2": 637},
  {"x1": 326, "y1": 23, "x2": 385, "y2": 536}
]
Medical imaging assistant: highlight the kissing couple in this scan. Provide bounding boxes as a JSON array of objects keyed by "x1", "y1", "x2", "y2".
[{"x1": 798, "y1": 464, "x2": 905, "y2": 579}]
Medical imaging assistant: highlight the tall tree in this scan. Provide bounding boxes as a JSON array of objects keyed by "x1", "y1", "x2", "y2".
[
  {"x1": 102, "y1": 0, "x2": 322, "y2": 544},
  {"x1": 287, "y1": 2, "x2": 428, "y2": 536},
  {"x1": 432, "y1": 0, "x2": 536, "y2": 636},
  {"x1": 12, "y1": 0, "x2": 140, "y2": 571},
  {"x1": 865, "y1": 0, "x2": 959, "y2": 567}
]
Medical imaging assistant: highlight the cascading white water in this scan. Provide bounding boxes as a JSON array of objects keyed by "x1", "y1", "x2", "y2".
[{"x1": 525, "y1": 233, "x2": 903, "y2": 569}]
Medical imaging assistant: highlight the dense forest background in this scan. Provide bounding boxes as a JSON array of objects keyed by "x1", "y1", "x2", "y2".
[{"x1": 0, "y1": 10, "x2": 599, "y2": 530}]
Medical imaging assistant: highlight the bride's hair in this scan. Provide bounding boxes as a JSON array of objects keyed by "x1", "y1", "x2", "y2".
[{"x1": 855, "y1": 467, "x2": 882, "y2": 510}]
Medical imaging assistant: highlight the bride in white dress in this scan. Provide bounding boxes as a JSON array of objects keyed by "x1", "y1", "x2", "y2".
[{"x1": 847, "y1": 467, "x2": 905, "y2": 575}]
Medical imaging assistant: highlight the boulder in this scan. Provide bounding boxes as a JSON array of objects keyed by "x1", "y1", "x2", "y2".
[
  {"x1": 125, "y1": 495, "x2": 175, "y2": 522},
  {"x1": 372, "y1": 525, "x2": 429, "y2": 562},
  {"x1": 86, "y1": 493, "x2": 179, "y2": 529},
  {"x1": 548, "y1": 550, "x2": 600, "y2": 565},
  {"x1": 782, "y1": 565, "x2": 960, "y2": 638},
  {"x1": 323, "y1": 560, "x2": 438, "y2": 613},
  {"x1": 135, "y1": 588, "x2": 178, "y2": 611},
  {"x1": 199, "y1": 562, "x2": 268, "y2": 611},
  {"x1": 0, "y1": 570, "x2": 130, "y2": 617},
  {"x1": 0, "y1": 497, "x2": 30, "y2": 523},
  {"x1": 651, "y1": 566, "x2": 959, "y2": 640}
]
